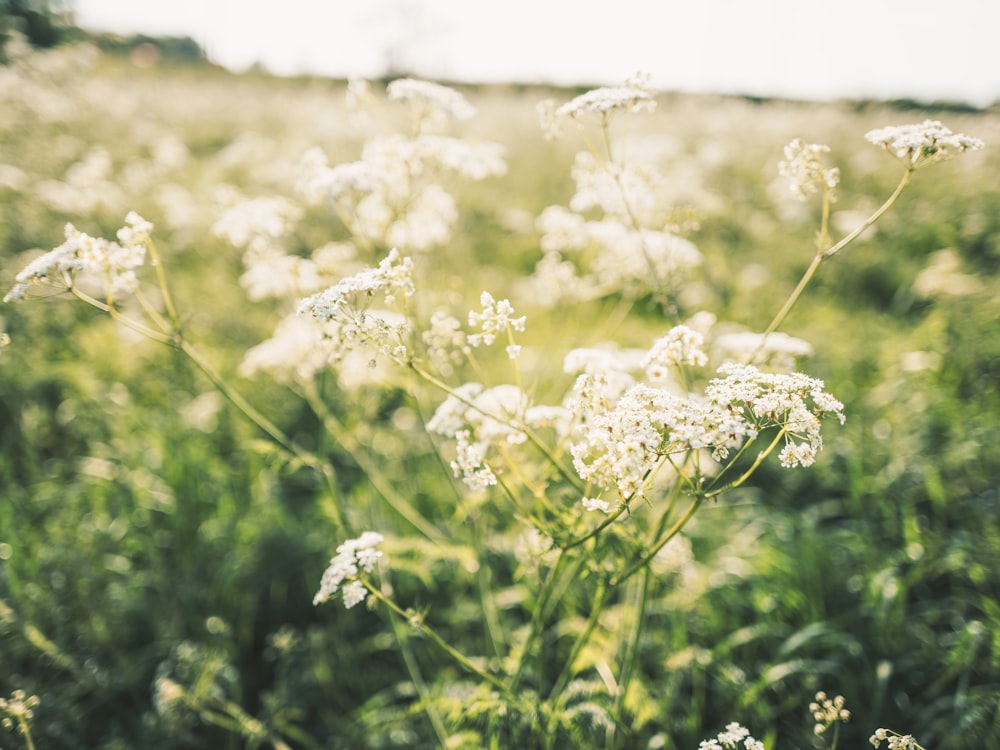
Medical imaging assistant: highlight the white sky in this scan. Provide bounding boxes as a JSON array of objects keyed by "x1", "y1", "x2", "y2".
[{"x1": 73, "y1": 0, "x2": 1000, "y2": 105}]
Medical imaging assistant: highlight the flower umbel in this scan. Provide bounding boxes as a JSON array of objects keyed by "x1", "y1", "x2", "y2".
[
  {"x1": 698, "y1": 721, "x2": 765, "y2": 750},
  {"x1": 778, "y1": 138, "x2": 840, "y2": 201},
  {"x1": 314, "y1": 531, "x2": 385, "y2": 608},
  {"x1": 865, "y1": 120, "x2": 984, "y2": 168},
  {"x1": 4, "y1": 212, "x2": 149, "y2": 302},
  {"x1": 809, "y1": 691, "x2": 850, "y2": 736},
  {"x1": 869, "y1": 728, "x2": 925, "y2": 750}
]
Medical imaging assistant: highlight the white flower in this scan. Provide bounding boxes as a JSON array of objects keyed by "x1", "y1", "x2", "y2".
[
  {"x1": 642, "y1": 325, "x2": 708, "y2": 382},
  {"x1": 386, "y1": 78, "x2": 476, "y2": 123},
  {"x1": 865, "y1": 120, "x2": 984, "y2": 167},
  {"x1": 778, "y1": 138, "x2": 840, "y2": 201},
  {"x1": 467, "y1": 291, "x2": 526, "y2": 347},
  {"x1": 298, "y1": 249, "x2": 415, "y2": 321},
  {"x1": 555, "y1": 75, "x2": 656, "y2": 120},
  {"x1": 582, "y1": 497, "x2": 612, "y2": 513},
  {"x1": 314, "y1": 531, "x2": 385, "y2": 608},
  {"x1": 698, "y1": 722, "x2": 765, "y2": 750},
  {"x1": 712, "y1": 330, "x2": 813, "y2": 370},
  {"x1": 4, "y1": 217, "x2": 147, "y2": 302}
]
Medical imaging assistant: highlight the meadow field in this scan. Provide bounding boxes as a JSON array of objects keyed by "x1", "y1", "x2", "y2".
[{"x1": 1, "y1": 35, "x2": 999, "y2": 750}]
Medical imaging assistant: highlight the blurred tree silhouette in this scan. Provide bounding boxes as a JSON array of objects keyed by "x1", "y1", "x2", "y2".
[{"x1": 0, "y1": 0, "x2": 67, "y2": 53}]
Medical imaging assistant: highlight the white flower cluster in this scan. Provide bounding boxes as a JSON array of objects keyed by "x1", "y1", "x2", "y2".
[
  {"x1": 698, "y1": 722, "x2": 765, "y2": 750},
  {"x1": 809, "y1": 691, "x2": 850, "y2": 736},
  {"x1": 386, "y1": 77, "x2": 476, "y2": 128},
  {"x1": 211, "y1": 195, "x2": 304, "y2": 258},
  {"x1": 569, "y1": 152, "x2": 666, "y2": 224},
  {"x1": 569, "y1": 355, "x2": 844, "y2": 499},
  {"x1": 4, "y1": 212, "x2": 150, "y2": 302},
  {"x1": 299, "y1": 249, "x2": 414, "y2": 319},
  {"x1": 530, "y1": 206, "x2": 702, "y2": 306},
  {"x1": 296, "y1": 250, "x2": 414, "y2": 364},
  {"x1": 642, "y1": 325, "x2": 709, "y2": 382},
  {"x1": 295, "y1": 133, "x2": 505, "y2": 252},
  {"x1": 865, "y1": 120, "x2": 984, "y2": 167},
  {"x1": 555, "y1": 73, "x2": 657, "y2": 120},
  {"x1": 314, "y1": 531, "x2": 385, "y2": 608},
  {"x1": 778, "y1": 138, "x2": 840, "y2": 201},
  {"x1": 427, "y1": 383, "x2": 531, "y2": 490},
  {"x1": 422, "y1": 310, "x2": 468, "y2": 376},
  {"x1": 869, "y1": 728, "x2": 922, "y2": 750},
  {"x1": 712, "y1": 330, "x2": 813, "y2": 371},
  {"x1": 467, "y1": 291, "x2": 526, "y2": 352}
]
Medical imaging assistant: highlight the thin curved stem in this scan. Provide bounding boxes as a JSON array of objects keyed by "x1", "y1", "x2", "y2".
[
  {"x1": 760, "y1": 167, "x2": 913, "y2": 341},
  {"x1": 366, "y1": 584, "x2": 515, "y2": 698},
  {"x1": 610, "y1": 567, "x2": 652, "y2": 750},
  {"x1": 611, "y1": 493, "x2": 703, "y2": 587}
]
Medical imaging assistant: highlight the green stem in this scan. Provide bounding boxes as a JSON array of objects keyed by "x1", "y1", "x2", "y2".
[
  {"x1": 760, "y1": 167, "x2": 913, "y2": 341},
  {"x1": 545, "y1": 578, "x2": 609, "y2": 703},
  {"x1": 703, "y1": 428, "x2": 787, "y2": 500},
  {"x1": 366, "y1": 584, "x2": 514, "y2": 698},
  {"x1": 509, "y1": 547, "x2": 577, "y2": 691},
  {"x1": 611, "y1": 493, "x2": 703, "y2": 587},
  {"x1": 380, "y1": 582, "x2": 450, "y2": 748},
  {"x1": 610, "y1": 567, "x2": 652, "y2": 750},
  {"x1": 300, "y1": 384, "x2": 443, "y2": 541}
]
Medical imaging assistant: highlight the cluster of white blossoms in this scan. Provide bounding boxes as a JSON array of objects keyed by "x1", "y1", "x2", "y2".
[
  {"x1": 313, "y1": 531, "x2": 385, "y2": 609},
  {"x1": 865, "y1": 120, "x2": 984, "y2": 168},
  {"x1": 537, "y1": 72, "x2": 655, "y2": 139},
  {"x1": 569, "y1": 152, "x2": 668, "y2": 223},
  {"x1": 386, "y1": 77, "x2": 477, "y2": 129},
  {"x1": 422, "y1": 310, "x2": 468, "y2": 376},
  {"x1": 869, "y1": 728, "x2": 923, "y2": 750},
  {"x1": 467, "y1": 291, "x2": 526, "y2": 357},
  {"x1": 292, "y1": 80, "x2": 505, "y2": 254},
  {"x1": 568, "y1": 328, "x2": 844, "y2": 502},
  {"x1": 778, "y1": 138, "x2": 840, "y2": 201},
  {"x1": 698, "y1": 722, "x2": 765, "y2": 750},
  {"x1": 296, "y1": 249, "x2": 414, "y2": 364},
  {"x1": 426, "y1": 383, "x2": 532, "y2": 491},
  {"x1": 711, "y1": 330, "x2": 814, "y2": 371},
  {"x1": 528, "y1": 205, "x2": 703, "y2": 306},
  {"x1": 528, "y1": 77, "x2": 703, "y2": 306},
  {"x1": 211, "y1": 195, "x2": 304, "y2": 260},
  {"x1": 809, "y1": 691, "x2": 850, "y2": 736},
  {"x1": 0, "y1": 689, "x2": 40, "y2": 734},
  {"x1": 4, "y1": 212, "x2": 150, "y2": 302},
  {"x1": 641, "y1": 325, "x2": 709, "y2": 382}
]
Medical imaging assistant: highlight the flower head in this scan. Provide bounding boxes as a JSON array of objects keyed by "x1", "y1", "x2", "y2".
[
  {"x1": 4, "y1": 215, "x2": 149, "y2": 302},
  {"x1": 778, "y1": 138, "x2": 840, "y2": 201},
  {"x1": 314, "y1": 531, "x2": 385, "y2": 608},
  {"x1": 865, "y1": 120, "x2": 984, "y2": 168}
]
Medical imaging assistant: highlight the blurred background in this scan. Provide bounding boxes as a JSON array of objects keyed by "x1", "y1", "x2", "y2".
[{"x1": 56, "y1": 0, "x2": 1000, "y2": 105}]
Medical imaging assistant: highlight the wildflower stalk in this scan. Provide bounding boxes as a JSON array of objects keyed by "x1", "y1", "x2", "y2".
[
  {"x1": 67, "y1": 260, "x2": 349, "y2": 532},
  {"x1": 761, "y1": 167, "x2": 912, "y2": 339},
  {"x1": 611, "y1": 491, "x2": 703, "y2": 587},
  {"x1": 609, "y1": 566, "x2": 653, "y2": 750},
  {"x1": 379, "y1": 579, "x2": 451, "y2": 747},
  {"x1": 364, "y1": 583, "x2": 515, "y2": 698},
  {"x1": 509, "y1": 547, "x2": 581, "y2": 691},
  {"x1": 703, "y1": 428, "x2": 789, "y2": 499},
  {"x1": 300, "y1": 382, "x2": 443, "y2": 541},
  {"x1": 543, "y1": 577, "x2": 610, "y2": 745},
  {"x1": 409, "y1": 359, "x2": 585, "y2": 494}
]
